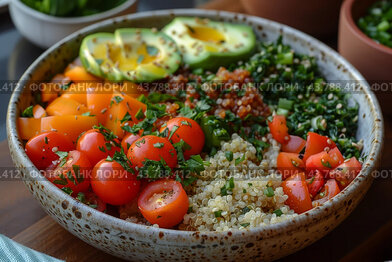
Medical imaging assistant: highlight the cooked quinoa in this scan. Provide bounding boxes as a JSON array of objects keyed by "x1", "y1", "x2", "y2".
[{"x1": 178, "y1": 134, "x2": 297, "y2": 231}]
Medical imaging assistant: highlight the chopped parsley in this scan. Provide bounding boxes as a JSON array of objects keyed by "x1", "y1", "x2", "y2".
[
  {"x1": 264, "y1": 186, "x2": 275, "y2": 197},
  {"x1": 55, "y1": 151, "x2": 68, "y2": 167},
  {"x1": 21, "y1": 105, "x2": 33, "y2": 117},
  {"x1": 220, "y1": 177, "x2": 235, "y2": 196}
]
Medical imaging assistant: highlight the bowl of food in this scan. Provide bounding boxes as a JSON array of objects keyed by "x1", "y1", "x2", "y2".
[
  {"x1": 9, "y1": 0, "x2": 138, "y2": 48},
  {"x1": 338, "y1": 0, "x2": 392, "y2": 82},
  {"x1": 7, "y1": 9, "x2": 383, "y2": 261}
]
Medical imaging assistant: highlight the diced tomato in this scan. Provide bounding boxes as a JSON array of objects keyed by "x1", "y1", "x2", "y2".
[
  {"x1": 313, "y1": 179, "x2": 341, "y2": 206},
  {"x1": 282, "y1": 172, "x2": 312, "y2": 214},
  {"x1": 328, "y1": 147, "x2": 345, "y2": 168},
  {"x1": 329, "y1": 157, "x2": 362, "y2": 189},
  {"x1": 268, "y1": 115, "x2": 289, "y2": 144},
  {"x1": 305, "y1": 151, "x2": 333, "y2": 176},
  {"x1": 303, "y1": 132, "x2": 336, "y2": 162},
  {"x1": 277, "y1": 152, "x2": 305, "y2": 180},
  {"x1": 306, "y1": 170, "x2": 325, "y2": 198},
  {"x1": 281, "y1": 135, "x2": 306, "y2": 153}
]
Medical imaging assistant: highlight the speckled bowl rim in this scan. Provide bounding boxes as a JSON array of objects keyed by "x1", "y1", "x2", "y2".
[
  {"x1": 7, "y1": 9, "x2": 384, "y2": 240},
  {"x1": 341, "y1": 0, "x2": 392, "y2": 54},
  {"x1": 11, "y1": 0, "x2": 138, "y2": 24}
]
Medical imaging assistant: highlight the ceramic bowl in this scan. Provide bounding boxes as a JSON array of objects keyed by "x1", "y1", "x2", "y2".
[
  {"x1": 240, "y1": 0, "x2": 343, "y2": 38},
  {"x1": 338, "y1": 0, "x2": 392, "y2": 82},
  {"x1": 9, "y1": 0, "x2": 138, "y2": 48},
  {"x1": 7, "y1": 9, "x2": 383, "y2": 261}
]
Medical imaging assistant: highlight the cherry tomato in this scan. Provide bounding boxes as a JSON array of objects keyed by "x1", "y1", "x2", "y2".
[
  {"x1": 127, "y1": 135, "x2": 178, "y2": 170},
  {"x1": 268, "y1": 115, "x2": 289, "y2": 144},
  {"x1": 303, "y1": 132, "x2": 336, "y2": 162},
  {"x1": 91, "y1": 160, "x2": 140, "y2": 206},
  {"x1": 25, "y1": 132, "x2": 74, "y2": 170},
  {"x1": 83, "y1": 191, "x2": 107, "y2": 212},
  {"x1": 329, "y1": 157, "x2": 362, "y2": 189},
  {"x1": 282, "y1": 172, "x2": 312, "y2": 214},
  {"x1": 77, "y1": 129, "x2": 121, "y2": 166},
  {"x1": 306, "y1": 170, "x2": 325, "y2": 198},
  {"x1": 160, "y1": 117, "x2": 205, "y2": 159},
  {"x1": 281, "y1": 135, "x2": 306, "y2": 153},
  {"x1": 328, "y1": 147, "x2": 344, "y2": 168},
  {"x1": 277, "y1": 152, "x2": 305, "y2": 180},
  {"x1": 121, "y1": 133, "x2": 140, "y2": 153},
  {"x1": 305, "y1": 151, "x2": 333, "y2": 176},
  {"x1": 45, "y1": 150, "x2": 91, "y2": 195},
  {"x1": 313, "y1": 179, "x2": 341, "y2": 206},
  {"x1": 138, "y1": 180, "x2": 189, "y2": 228}
]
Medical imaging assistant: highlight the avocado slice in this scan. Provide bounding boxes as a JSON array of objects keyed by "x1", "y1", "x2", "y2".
[
  {"x1": 79, "y1": 29, "x2": 182, "y2": 82},
  {"x1": 162, "y1": 17, "x2": 256, "y2": 70}
]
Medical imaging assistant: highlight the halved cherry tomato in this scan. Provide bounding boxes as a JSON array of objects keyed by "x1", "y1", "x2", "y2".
[
  {"x1": 329, "y1": 157, "x2": 362, "y2": 189},
  {"x1": 77, "y1": 129, "x2": 121, "y2": 166},
  {"x1": 32, "y1": 105, "x2": 47, "y2": 118},
  {"x1": 268, "y1": 115, "x2": 289, "y2": 144},
  {"x1": 121, "y1": 133, "x2": 140, "y2": 153},
  {"x1": 281, "y1": 135, "x2": 306, "y2": 153},
  {"x1": 45, "y1": 150, "x2": 91, "y2": 195},
  {"x1": 313, "y1": 179, "x2": 341, "y2": 206},
  {"x1": 303, "y1": 132, "x2": 336, "y2": 162},
  {"x1": 277, "y1": 152, "x2": 305, "y2": 180},
  {"x1": 305, "y1": 151, "x2": 333, "y2": 175},
  {"x1": 138, "y1": 180, "x2": 189, "y2": 228},
  {"x1": 282, "y1": 172, "x2": 312, "y2": 214},
  {"x1": 328, "y1": 147, "x2": 344, "y2": 168},
  {"x1": 17, "y1": 118, "x2": 41, "y2": 140},
  {"x1": 83, "y1": 191, "x2": 107, "y2": 212},
  {"x1": 91, "y1": 159, "x2": 140, "y2": 205},
  {"x1": 127, "y1": 135, "x2": 178, "y2": 172},
  {"x1": 306, "y1": 170, "x2": 325, "y2": 198},
  {"x1": 160, "y1": 117, "x2": 205, "y2": 159},
  {"x1": 46, "y1": 97, "x2": 88, "y2": 116},
  {"x1": 64, "y1": 66, "x2": 99, "y2": 83},
  {"x1": 41, "y1": 115, "x2": 98, "y2": 143},
  {"x1": 25, "y1": 131, "x2": 74, "y2": 170}
]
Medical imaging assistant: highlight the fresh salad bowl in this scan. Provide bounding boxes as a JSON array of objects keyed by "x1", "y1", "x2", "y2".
[{"x1": 7, "y1": 9, "x2": 383, "y2": 261}]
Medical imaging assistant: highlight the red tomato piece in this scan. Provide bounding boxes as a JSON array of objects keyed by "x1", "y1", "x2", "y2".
[
  {"x1": 45, "y1": 150, "x2": 91, "y2": 195},
  {"x1": 121, "y1": 133, "x2": 140, "y2": 154},
  {"x1": 303, "y1": 132, "x2": 336, "y2": 162},
  {"x1": 313, "y1": 179, "x2": 341, "y2": 206},
  {"x1": 138, "y1": 180, "x2": 189, "y2": 228},
  {"x1": 305, "y1": 151, "x2": 333, "y2": 176},
  {"x1": 277, "y1": 152, "x2": 305, "y2": 180},
  {"x1": 306, "y1": 170, "x2": 325, "y2": 198},
  {"x1": 25, "y1": 131, "x2": 74, "y2": 170},
  {"x1": 91, "y1": 160, "x2": 140, "y2": 206},
  {"x1": 281, "y1": 135, "x2": 306, "y2": 153},
  {"x1": 127, "y1": 135, "x2": 178, "y2": 171},
  {"x1": 329, "y1": 157, "x2": 362, "y2": 189},
  {"x1": 160, "y1": 117, "x2": 205, "y2": 159},
  {"x1": 328, "y1": 147, "x2": 345, "y2": 168},
  {"x1": 282, "y1": 172, "x2": 312, "y2": 214},
  {"x1": 77, "y1": 128, "x2": 121, "y2": 166},
  {"x1": 268, "y1": 115, "x2": 289, "y2": 144}
]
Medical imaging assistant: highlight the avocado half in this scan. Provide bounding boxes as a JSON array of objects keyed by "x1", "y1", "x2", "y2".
[
  {"x1": 163, "y1": 17, "x2": 256, "y2": 71},
  {"x1": 79, "y1": 29, "x2": 182, "y2": 82}
]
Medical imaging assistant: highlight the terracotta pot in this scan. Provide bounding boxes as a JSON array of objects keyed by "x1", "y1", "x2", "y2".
[
  {"x1": 338, "y1": 0, "x2": 392, "y2": 82},
  {"x1": 240, "y1": 0, "x2": 343, "y2": 38},
  {"x1": 7, "y1": 9, "x2": 383, "y2": 262}
]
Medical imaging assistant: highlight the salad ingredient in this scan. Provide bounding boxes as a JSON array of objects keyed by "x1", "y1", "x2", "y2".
[
  {"x1": 282, "y1": 172, "x2": 312, "y2": 214},
  {"x1": 121, "y1": 133, "x2": 140, "y2": 153},
  {"x1": 268, "y1": 115, "x2": 289, "y2": 144},
  {"x1": 303, "y1": 132, "x2": 336, "y2": 162},
  {"x1": 163, "y1": 17, "x2": 256, "y2": 70},
  {"x1": 25, "y1": 132, "x2": 74, "y2": 170},
  {"x1": 313, "y1": 179, "x2": 341, "y2": 206},
  {"x1": 138, "y1": 180, "x2": 189, "y2": 228},
  {"x1": 46, "y1": 97, "x2": 88, "y2": 116},
  {"x1": 91, "y1": 159, "x2": 140, "y2": 205},
  {"x1": 329, "y1": 157, "x2": 362, "y2": 188},
  {"x1": 281, "y1": 135, "x2": 306, "y2": 153},
  {"x1": 17, "y1": 118, "x2": 41, "y2": 140},
  {"x1": 277, "y1": 152, "x2": 305, "y2": 180}
]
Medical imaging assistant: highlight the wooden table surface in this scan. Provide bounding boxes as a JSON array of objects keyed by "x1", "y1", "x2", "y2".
[{"x1": 2, "y1": 0, "x2": 392, "y2": 261}]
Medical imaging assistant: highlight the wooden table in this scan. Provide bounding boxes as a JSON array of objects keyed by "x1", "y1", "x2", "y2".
[{"x1": 2, "y1": 0, "x2": 392, "y2": 261}]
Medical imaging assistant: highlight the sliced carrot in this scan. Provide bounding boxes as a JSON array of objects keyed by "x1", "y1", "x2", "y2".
[
  {"x1": 46, "y1": 97, "x2": 88, "y2": 116},
  {"x1": 64, "y1": 66, "x2": 100, "y2": 83},
  {"x1": 32, "y1": 105, "x2": 47, "y2": 118},
  {"x1": 41, "y1": 115, "x2": 98, "y2": 143},
  {"x1": 17, "y1": 118, "x2": 41, "y2": 140},
  {"x1": 105, "y1": 93, "x2": 147, "y2": 139}
]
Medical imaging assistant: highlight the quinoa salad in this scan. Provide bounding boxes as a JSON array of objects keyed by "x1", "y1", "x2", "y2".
[{"x1": 18, "y1": 17, "x2": 364, "y2": 231}]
